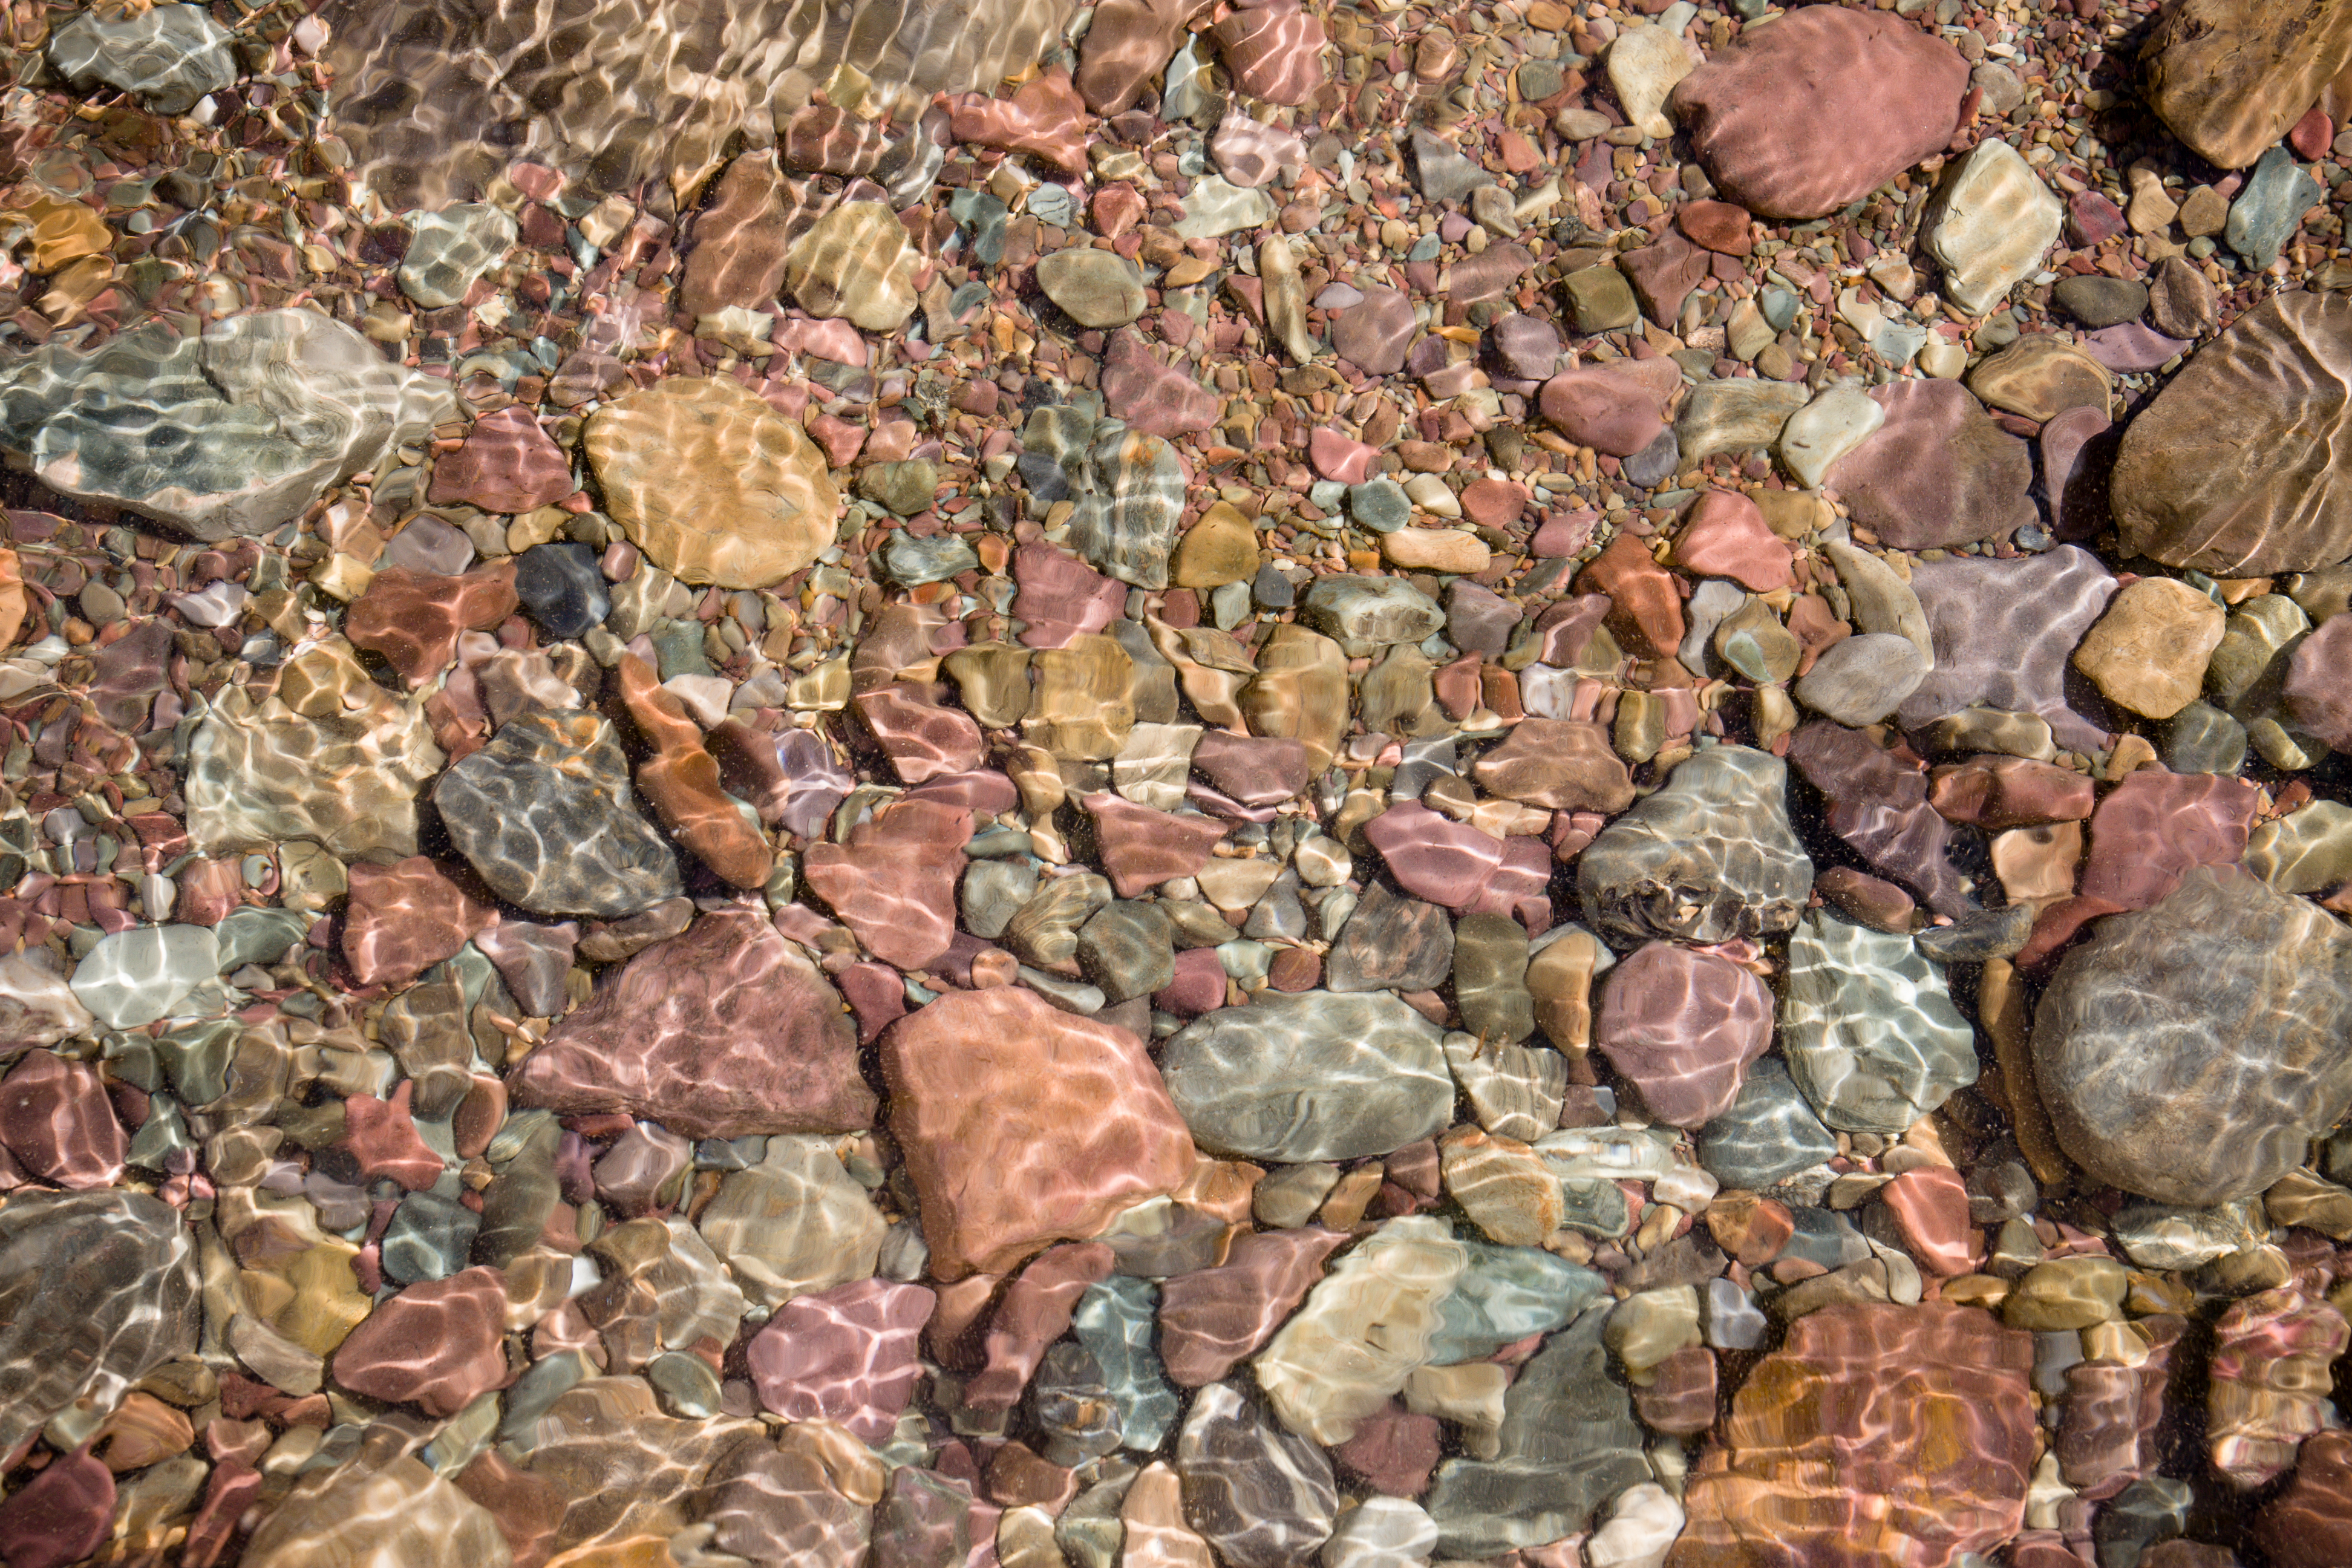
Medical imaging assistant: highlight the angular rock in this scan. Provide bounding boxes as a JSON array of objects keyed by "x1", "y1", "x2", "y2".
[
  {"x1": 1177, "y1": 1380, "x2": 1339, "y2": 1568},
  {"x1": 428, "y1": 405, "x2": 572, "y2": 515},
  {"x1": 1161, "y1": 990, "x2": 1455, "y2": 1163},
  {"x1": 1159, "y1": 1228, "x2": 1350, "y2": 1388},
  {"x1": 399, "y1": 202, "x2": 517, "y2": 307},
  {"x1": 332, "y1": 1266, "x2": 509, "y2": 1417},
  {"x1": 2141, "y1": 0, "x2": 2352, "y2": 171},
  {"x1": 341, "y1": 855, "x2": 491, "y2": 988},
  {"x1": 696, "y1": 1135, "x2": 886, "y2": 1309},
  {"x1": 1256, "y1": 1215, "x2": 1465, "y2": 1446},
  {"x1": 1824, "y1": 377, "x2": 2035, "y2": 550},
  {"x1": 2071, "y1": 575, "x2": 2228, "y2": 720},
  {"x1": 784, "y1": 200, "x2": 920, "y2": 330},
  {"x1": 1578, "y1": 745, "x2": 1813, "y2": 949},
  {"x1": 801, "y1": 796, "x2": 968, "y2": 969},
  {"x1": 1782, "y1": 910, "x2": 1976, "y2": 1134},
  {"x1": 1926, "y1": 139, "x2": 2063, "y2": 316}
]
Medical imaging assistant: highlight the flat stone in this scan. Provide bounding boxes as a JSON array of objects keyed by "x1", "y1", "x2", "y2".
[
  {"x1": 1699, "y1": 1057, "x2": 1840, "y2": 1191},
  {"x1": 0, "y1": 1050, "x2": 122, "y2": 1190},
  {"x1": 2113, "y1": 291, "x2": 2352, "y2": 577},
  {"x1": 1927, "y1": 139, "x2": 2063, "y2": 316},
  {"x1": 1330, "y1": 286, "x2": 1417, "y2": 375},
  {"x1": 47, "y1": 3, "x2": 235, "y2": 113},
  {"x1": 332, "y1": 1266, "x2": 508, "y2": 1417},
  {"x1": 429, "y1": 405, "x2": 572, "y2": 514},
  {"x1": 2208, "y1": 1283, "x2": 2350, "y2": 1489},
  {"x1": 1966, "y1": 334, "x2": 2114, "y2": 423},
  {"x1": 1676, "y1": 377, "x2": 1808, "y2": 467},
  {"x1": 1668, "y1": 5, "x2": 1967, "y2": 220},
  {"x1": 1896, "y1": 545, "x2": 2120, "y2": 753},
  {"x1": 586, "y1": 376, "x2": 837, "y2": 589},
  {"x1": 240, "y1": 1448, "x2": 509, "y2": 1568},
  {"x1": 1794, "y1": 633, "x2": 1931, "y2": 726},
  {"x1": 0, "y1": 1445, "x2": 112, "y2": 1568},
  {"x1": 1778, "y1": 382, "x2": 1885, "y2": 491},
  {"x1": 883, "y1": 985, "x2": 1194, "y2": 1278},
  {"x1": 1607, "y1": 22, "x2": 1696, "y2": 140},
  {"x1": 1788, "y1": 721, "x2": 1970, "y2": 916},
  {"x1": 2052, "y1": 275, "x2": 2150, "y2": 330},
  {"x1": 2258, "y1": 1428, "x2": 2352, "y2": 1567},
  {"x1": 2141, "y1": 0, "x2": 2352, "y2": 170},
  {"x1": 1561, "y1": 265, "x2": 1640, "y2": 334},
  {"x1": 341, "y1": 855, "x2": 492, "y2": 988},
  {"x1": 2034, "y1": 865, "x2": 2352, "y2": 1205},
  {"x1": 1578, "y1": 745, "x2": 1813, "y2": 949},
  {"x1": 1782, "y1": 910, "x2": 1976, "y2": 1134},
  {"x1": 68, "y1": 923, "x2": 218, "y2": 1031},
  {"x1": 1824, "y1": 377, "x2": 2035, "y2": 550},
  {"x1": 1257, "y1": 1215, "x2": 1464, "y2": 1446},
  {"x1": 436, "y1": 706, "x2": 682, "y2": 919},
  {"x1": 399, "y1": 201, "x2": 517, "y2": 307},
  {"x1": 1594, "y1": 941, "x2": 1775, "y2": 1128},
  {"x1": 696, "y1": 1135, "x2": 886, "y2": 1309},
  {"x1": 1175, "y1": 1380, "x2": 1339, "y2": 1568},
  {"x1": 1159, "y1": 1227, "x2": 1348, "y2": 1388},
  {"x1": 1675, "y1": 1303, "x2": 2035, "y2": 1565},
  {"x1": 2149, "y1": 255, "x2": 2219, "y2": 341},
  {"x1": 512, "y1": 541, "x2": 610, "y2": 638},
  {"x1": 802, "y1": 797, "x2": 969, "y2": 969},
  {"x1": 2285, "y1": 615, "x2": 2352, "y2": 750},
  {"x1": 2072, "y1": 575, "x2": 2228, "y2": 720},
  {"x1": 0, "y1": 309, "x2": 451, "y2": 541},
  {"x1": 783, "y1": 200, "x2": 920, "y2": 330},
  {"x1": 1162, "y1": 990, "x2": 1453, "y2": 1162},
  {"x1": 681, "y1": 151, "x2": 802, "y2": 315},
  {"x1": 1038, "y1": 247, "x2": 1148, "y2": 328}
]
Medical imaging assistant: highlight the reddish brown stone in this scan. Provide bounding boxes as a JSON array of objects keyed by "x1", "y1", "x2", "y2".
[
  {"x1": 1540, "y1": 364, "x2": 1670, "y2": 458},
  {"x1": 779, "y1": 104, "x2": 887, "y2": 176},
  {"x1": 341, "y1": 1080, "x2": 444, "y2": 1191},
  {"x1": 1158, "y1": 1226, "x2": 1349, "y2": 1387},
  {"x1": 948, "y1": 68, "x2": 1089, "y2": 174},
  {"x1": 456, "y1": 1449, "x2": 566, "y2": 1568},
  {"x1": 342, "y1": 855, "x2": 493, "y2": 988},
  {"x1": 746, "y1": 1277, "x2": 935, "y2": 1440},
  {"x1": 1705, "y1": 1191, "x2": 1794, "y2": 1267},
  {"x1": 616, "y1": 654, "x2": 773, "y2": 889},
  {"x1": 1209, "y1": 0, "x2": 1327, "y2": 105},
  {"x1": 2257, "y1": 1427, "x2": 2352, "y2": 1568},
  {"x1": 1635, "y1": 1347, "x2": 1719, "y2": 1437},
  {"x1": 1928, "y1": 756, "x2": 2098, "y2": 828},
  {"x1": 802, "y1": 797, "x2": 970, "y2": 970},
  {"x1": 428, "y1": 407, "x2": 573, "y2": 515},
  {"x1": 854, "y1": 683, "x2": 987, "y2": 786},
  {"x1": 1786, "y1": 720, "x2": 1971, "y2": 917},
  {"x1": 1669, "y1": 5, "x2": 1970, "y2": 220},
  {"x1": 1190, "y1": 732, "x2": 1310, "y2": 806},
  {"x1": 2284, "y1": 615, "x2": 2352, "y2": 751},
  {"x1": 1619, "y1": 232, "x2": 1712, "y2": 327},
  {"x1": 1880, "y1": 1165, "x2": 1976, "y2": 1276},
  {"x1": 0, "y1": 1444, "x2": 113, "y2": 1568},
  {"x1": 1077, "y1": 0, "x2": 1207, "y2": 111},
  {"x1": 2076, "y1": 768, "x2": 2262, "y2": 912},
  {"x1": 1824, "y1": 379, "x2": 2036, "y2": 550},
  {"x1": 1471, "y1": 717, "x2": 1635, "y2": 814},
  {"x1": 986, "y1": 1441, "x2": 1078, "y2": 1512},
  {"x1": 881, "y1": 985, "x2": 1196, "y2": 1279},
  {"x1": 1673, "y1": 490, "x2": 1793, "y2": 592},
  {"x1": 1576, "y1": 534, "x2": 1686, "y2": 661},
  {"x1": 1103, "y1": 330, "x2": 1223, "y2": 437},
  {"x1": 331, "y1": 1266, "x2": 510, "y2": 1417},
  {"x1": 511, "y1": 906, "x2": 875, "y2": 1140},
  {"x1": 0, "y1": 1050, "x2": 123, "y2": 1190},
  {"x1": 967, "y1": 1242, "x2": 1118, "y2": 1409},
  {"x1": 1084, "y1": 792, "x2": 1230, "y2": 897},
  {"x1": 681, "y1": 151, "x2": 801, "y2": 316},
  {"x1": 1334, "y1": 1400, "x2": 1445, "y2": 1497},
  {"x1": 1677, "y1": 199, "x2": 1754, "y2": 256},
  {"x1": 345, "y1": 563, "x2": 521, "y2": 687},
  {"x1": 1594, "y1": 942, "x2": 1775, "y2": 1128},
  {"x1": 1362, "y1": 801, "x2": 1551, "y2": 926}
]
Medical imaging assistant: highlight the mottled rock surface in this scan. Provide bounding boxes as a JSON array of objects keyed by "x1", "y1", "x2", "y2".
[
  {"x1": 1161, "y1": 990, "x2": 1455, "y2": 1163},
  {"x1": 1578, "y1": 745, "x2": 1813, "y2": 948}
]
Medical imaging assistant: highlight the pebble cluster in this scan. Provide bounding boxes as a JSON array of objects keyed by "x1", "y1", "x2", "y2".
[{"x1": 2, "y1": 0, "x2": 2352, "y2": 1566}]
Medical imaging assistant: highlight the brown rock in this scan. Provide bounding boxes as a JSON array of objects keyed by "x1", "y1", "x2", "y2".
[
  {"x1": 1158, "y1": 1227, "x2": 1350, "y2": 1386},
  {"x1": 0, "y1": 1050, "x2": 123, "y2": 1189},
  {"x1": 342, "y1": 855, "x2": 494, "y2": 988},
  {"x1": 1084, "y1": 792, "x2": 1229, "y2": 897},
  {"x1": 1673, "y1": 489, "x2": 1794, "y2": 592},
  {"x1": 512, "y1": 906, "x2": 875, "y2": 1139},
  {"x1": 1471, "y1": 718, "x2": 1635, "y2": 813},
  {"x1": 881, "y1": 985, "x2": 1196, "y2": 1278},
  {"x1": 1927, "y1": 756, "x2": 2096, "y2": 828},
  {"x1": 1575, "y1": 534, "x2": 1686, "y2": 661},
  {"x1": 2149, "y1": 255, "x2": 2220, "y2": 341},
  {"x1": 1965, "y1": 335, "x2": 2114, "y2": 423},
  {"x1": 2141, "y1": 0, "x2": 2352, "y2": 170},
  {"x1": 345, "y1": 563, "x2": 521, "y2": 687},
  {"x1": 615, "y1": 655, "x2": 772, "y2": 888},
  {"x1": 681, "y1": 151, "x2": 802, "y2": 316},
  {"x1": 1825, "y1": 378, "x2": 2036, "y2": 550},
  {"x1": 1540, "y1": 362, "x2": 1671, "y2": 458},
  {"x1": 331, "y1": 1266, "x2": 509, "y2": 1417},
  {"x1": 2257, "y1": 1427, "x2": 2352, "y2": 1568},
  {"x1": 1677, "y1": 199, "x2": 1754, "y2": 256},
  {"x1": 430, "y1": 407, "x2": 574, "y2": 515},
  {"x1": 1669, "y1": 7, "x2": 1970, "y2": 220},
  {"x1": 2284, "y1": 615, "x2": 2352, "y2": 750},
  {"x1": 2069, "y1": 576, "x2": 2228, "y2": 720}
]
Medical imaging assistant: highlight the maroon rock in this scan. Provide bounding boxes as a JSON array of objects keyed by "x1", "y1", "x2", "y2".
[
  {"x1": 342, "y1": 855, "x2": 493, "y2": 988},
  {"x1": 1814, "y1": 864, "x2": 1918, "y2": 933},
  {"x1": 0, "y1": 1050, "x2": 123, "y2": 1189},
  {"x1": 1077, "y1": 0, "x2": 1207, "y2": 112},
  {"x1": 2067, "y1": 189, "x2": 2126, "y2": 246},
  {"x1": 855, "y1": 682, "x2": 987, "y2": 785},
  {"x1": 2055, "y1": 1318, "x2": 2183, "y2": 1498},
  {"x1": 1471, "y1": 717, "x2": 1635, "y2": 814},
  {"x1": 1898, "y1": 546, "x2": 2120, "y2": 753},
  {"x1": 1158, "y1": 1227, "x2": 1350, "y2": 1386},
  {"x1": 1576, "y1": 533, "x2": 1687, "y2": 661},
  {"x1": 1824, "y1": 378, "x2": 2036, "y2": 550},
  {"x1": 2284, "y1": 615, "x2": 2352, "y2": 750},
  {"x1": 681, "y1": 151, "x2": 802, "y2": 316},
  {"x1": 511, "y1": 906, "x2": 876, "y2": 1139},
  {"x1": 1330, "y1": 285, "x2": 1417, "y2": 375},
  {"x1": 2041, "y1": 404, "x2": 2117, "y2": 542},
  {"x1": 2258, "y1": 1427, "x2": 2352, "y2": 1568},
  {"x1": 966, "y1": 1242, "x2": 1118, "y2": 1408},
  {"x1": 1539, "y1": 363, "x2": 1670, "y2": 457},
  {"x1": 881, "y1": 984, "x2": 1197, "y2": 1278},
  {"x1": 1487, "y1": 313, "x2": 1564, "y2": 381},
  {"x1": 1677, "y1": 198, "x2": 1754, "y2": 256},
  {"x1": 1669, "y1": 5, "x2": 1971, "y2": 220},
  {"x1": 1191, "y1": 731, "x2": 1311, "y2": 806},
  {"x1": 1155, "y1": 946, "x2": 1230, "y2": 1015},
  {"x1": 1635, "y1": 1346, "x2": 1719, "y2": 1437},
  {"x1": 1334, "y1": 1401, "x2": 1445, "y2": 1497},
  {"x1": 341, "y1": 1079, "x2": 443, "y2": 1191},
  {"x1": 345, "y1": 563, "x2": 522, "y2": 687},
  {"x1": 1673, "y1": 489, "x2": 1793, "y2": 592},
  {"x1": 1362, "y1": 800, "x2": 1550, "y2": 926},
  {"x1": 1446, "y1": 243, "x2": 1535, "y2": 307},
  {"x1": 780, "y1": 103, "x2": 887, "y2": 176},
  {"x1": 1593, "y1": 941, "x2": 1774, "y2": 1127},
  {"x1": 947, "y1": 68, "x2": 1089, "y2": 174},
  {"x1": 428, "y1": 407, "x2": 573, "y2": 515},
  {"x1": 2076, "y1": 768, "x2": 2262, "y2": 912},
  {"x1": 802, "y1": 797, "x2": 970, "y2": 970},
  {"x1": 1209, "y1": 0, "x2": 1325, "y2": 104},
  {"x1": 1016, "y1": 541, "x2": 1127, "y2": 648},
  {"x1": 1103, "y1": 330, "x2": 1223, "y2": 436},
  {"x1": 0, "y1": 1445, "x2": 113, "y2": 1568},
  {"x1": 746, "y1": 1277, "x2": 936, "y2": 1440},
  {"x1": 1786, "y1": 720, "x2": 1970, "y2": 916},
  {"x1": 331, "y1": 1266, "x2": 510, "y2": 1417},
  {"x1": 1619, "y1": 231, "x2": 1712, "y2": 327},
  {"x1": 1084, "y1": 792, "x2": 1230, "y2": 897},
  {"x1": 456, "y1": 1449, "x2": 566, "y2": 1568},
  {"x1": 1928, "y1": 756, "x2": 2098, "y2": 828}
]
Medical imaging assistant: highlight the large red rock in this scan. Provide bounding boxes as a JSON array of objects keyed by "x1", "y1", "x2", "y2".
[
  {"x1": 344, "y1": 563, "x2": 521, "y2": 687},
  {"x1": 428, "y1": 407, "x2": 573, "y2": 515},
  {"x1": 1158, "y1": 1227, "x2": 1349, "y2": 1387},
  {"x1": 802, "y1": 797, "x2": 969, "y2": 970},
  {"x1": 0, "y1": 1050, "x2": 123, "y2": 1189},
  {"x1": 681, "y1": 150, "x2": 802, "y2": 316},
  {"x1": 1668, "y1": 6, "x2": 1970, "y2": 220},
  {"x1": 331, "y1": 1267, "x2": 510, "y2": 1417},
  {"x1": 1471, "y1": 717, "x2": 1635, "y2": 814},
  {"x1": 880, "y1": 985, "x2": 1196, "y2": 1279},
  {"x1": 0, "y1": 1445, "x2": 113, "y2": 1568},
  {"x1": 342, "y1": 855, "x2": 494, "y2": 988},
  {"x1": 1540, "y1": 364, "x2": 1669, "y2": 457},
  {"x1": 1593, "y1": 941, "x2": 1774, "y2": 1127},
  {"x1": 511, "y1": 906, "x2": 877, "y2": 1139}
]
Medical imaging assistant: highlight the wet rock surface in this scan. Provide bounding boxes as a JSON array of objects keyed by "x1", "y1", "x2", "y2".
[{"x1": 3, "y1": 1, "x2": 2351, "y2": 1564}]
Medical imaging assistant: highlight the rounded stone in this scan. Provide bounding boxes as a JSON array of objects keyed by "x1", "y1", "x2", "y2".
[
  {"x1": 2034, "y1": 866, "x2": 2352, "y2": 1206},
  {"x1": 1036, "y1": 247, "x2": 1149, "y2": 328}
]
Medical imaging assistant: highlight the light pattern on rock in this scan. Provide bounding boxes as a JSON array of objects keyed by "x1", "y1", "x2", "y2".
[
  {"x1": 1577, "y1": 745, "x2": 1813, "y2": 949},
  {"x1": 1177, "y1": 1380, "x2": 1340, "y2": 1568},
  {"x1": 1254, "y1": 1216, "x2": 1466, "y2": 1446},
  {"x1": 1782, "y1": 910, "x2": 1976, "y2": 1134},
  {"x1": 1161, "y1": 990, "x2": 1455, "y2": 1163}
]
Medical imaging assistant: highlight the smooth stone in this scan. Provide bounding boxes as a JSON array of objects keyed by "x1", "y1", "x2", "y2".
[
  {"x1": 1593, "y1": 941, "x2": 1774, "y2": 1128},
  {"x1": 784, "y1": 201, "x2": 920, "y2": 330},
  {"x1": 1606, "y1": 22, "x2": 1695, "y2": 140},
  {"x1": 1037, "y1": 247, "x2": 1149, "y2": 328},
  {"x1": 1896, "y1": 545, "x2": 2120, "y2": 753},
  {"x1": 46, "y1": 3, "x2": 234, "y2": 113},
  {"x1": 1301, "y1": 575, "x2": 1443, "y2": 653},
  {"x1": 331, "y1": 1267, "x2": 509, "y2": 1417},
  {"x1": 400, "y1": 202, "x2": 518, "y2": 307},
  {"x1": 1824, "y1": 377, "x2": 2036, "y2": 549},
  {"x1": 1161, "y1": 990, "x2": 1454, "y2": 1163},
  {"x1": 1539, "y1": 362, "x2": 1670, "y2": 459},
  {"x1": 68, "y1": 923, "x2": 217, "y2": 1030},
  {"x1": 2071, "y1": 575, "x2": 2227, "y2": 720},
  {"x1": 1782, "y1": 910, "x2": 1976, "y2": 1134},
  {"x1": 1676, "y1": 378, "x2": 1808, "y2": 466},
  {"x1": 1778, "y1": 382, "x2": 1884, "y2": 490},
  {"x1": 1561, "y1": 265, "x2": 1640, "y2": 334},
  {"x1": 240, "y1": 1448, "x2": 508, "y2": 1568},
  {"x1": 746, "y1": 1275, "x2": 932, "y2": 1440},
  {"x1": 2141, "y1": 0, "x2": 2352, "y2": 170},
  {"x1": 1257, "y1": 1215, "x2": 1465, "y2": 1445},
  {"x1": 2052, "y1": 275, "x2": 2150, "y2": 330},
  {"x1": 1176, "y1": 1380, "x2": 1339, "y2": 1568},
  {"x1": 2167, "y1": 701, "x2": 2252, "y2": 775},
  {"x1": 1699, "y1": 1057, "x2": 1840, "y2": 1189},
  {"x1": 2112, "y1": 292, "x2": 2352, "y2": 576},
  {"x1": 1966, "y1": 334, "x2": 2114, "y2": 423},
  {"x1": 1325, "y1": 883, "x2": 1454, "y2": 993},
  {"x1": 2149, "y1": 255, "x2": 2220, "y2": 340},
  {"x1": 1792, "y1": 633, "x2": 1930, "y2": 725},
  {"x1": 2284, "y1": 615, "x2": 2352, "y2": 748},
  {"x1": 1926, "y1": 139, "x2": 2063, "y2": 316},
  {"x1": 2034, "y1": 866, "x2": 2352, "y2": 1206}
]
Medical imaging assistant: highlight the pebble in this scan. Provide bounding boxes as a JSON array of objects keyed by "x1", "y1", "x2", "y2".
[
  {"x1": 1926, "y1": 140, "x2": 2064, "y2": 316},
  {"x1": 1162, "y1": 990, "x2": 1454, "y2": 1163}
]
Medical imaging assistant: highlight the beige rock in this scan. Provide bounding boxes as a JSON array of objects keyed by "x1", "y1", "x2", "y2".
[
  {"x1": 1120, "y1": 1462, "x2": 1215, "y2": 1567},
  {"x1": 1024, "y1": 633, "x2": 1137, "y2": 759},
  {"x1": 1402, "y1": 1361, "x2": 1510, "y2": 1459},
  {"x1": 1527, "y1": 926, "x2": 1607, "y2": 1053},
  {"x1": 1966, "y1": 335, "x2": 2114, "y2": 423},
  {"x1": 2070, "y1": 576, "x2": 2226, "y2": 719},
  {"x1": 1439, "y1": 1125, "x2": 1563, "y2": 1246},
  {"x1": 1254, "y1": 1214, "x2": 1465, "y2": 1445},
  {"x1": 1607, "y1": 21, "x2": 1697, "y2": 140},
  {"x1": 586, "y1": 377, "x2": 838, "y2": 589},
  {"x1": 783, "y1": 201, "x2": 919, "y2": 331},
  {"x1": 2128, "y1": 165, "x2": 2179, "y2": 235},
  {"x1": 2004, "y1": 1255, "x2": 2127, "y2": 1330},
  {"x1": 1173, "y1": 501, "x2": 1261, "y2": 589},
  {"x1": 1382, "y1": 526, "x2": 1492, "y2": 574},
  {"x1": 1925, "y1": 140, "x2": 2062, "y2": 316},
  {"x1": 694, "y1": 1135, "x2": 884, "y2": 1310}
]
